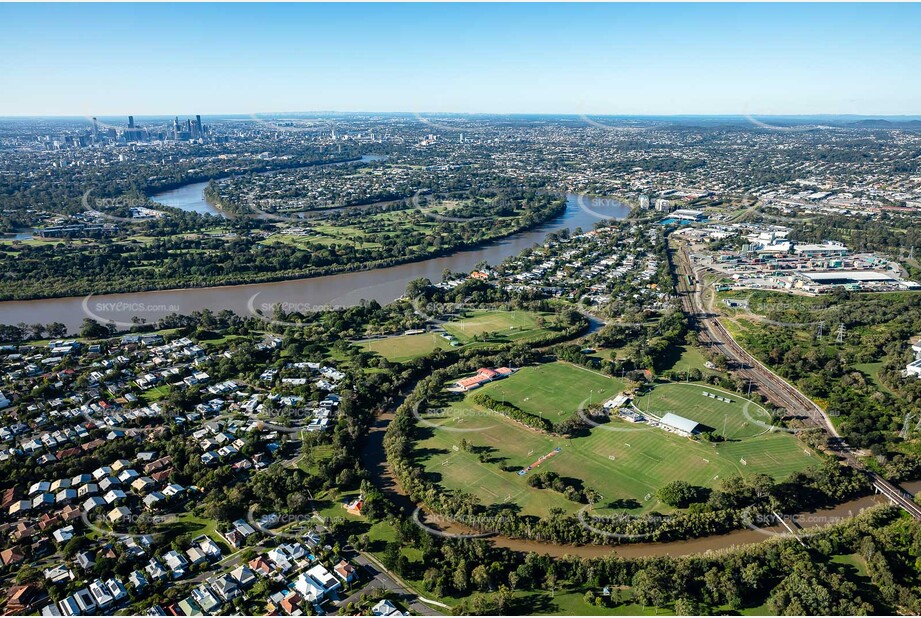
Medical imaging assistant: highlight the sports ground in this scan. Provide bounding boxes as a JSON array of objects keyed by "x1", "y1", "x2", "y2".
[
  {"x1": 469, "y1": 362, "x2": 624, "y2": 422},
  {"x1": 441, "y1": 309, "x2": 553, "y2": 344},
  {"x1": 633, "y1": 382, "x2": 771, "y2": 440},
  {"x1": 413, "y1": 363, "x2": 816, "y2": 517},
  {"x1": 357, "y1": 310, "x2": 555, "y2": 361},
  {"x1": 357, "y1": 333, "x2": 454, "y2": 363}
]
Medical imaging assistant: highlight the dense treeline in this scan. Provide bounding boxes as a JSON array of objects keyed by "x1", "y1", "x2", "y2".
[
  {"x1": 733, "y1": 290, "x2": 921, "y2": 448},
  {"x1": 470, "y1": 393, "x2": 554, "y2": 433},
  {"x1": 0, "y1": 192, "x2": 566, "y2": 300},
  {"x1": 355, "y1": 501, "x2": 913, "y2": 615},
  {"x1": 526, "y1": 471, "x2": 598, "y2": 504}
]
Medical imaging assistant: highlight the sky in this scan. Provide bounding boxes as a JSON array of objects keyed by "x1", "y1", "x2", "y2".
[{"x1": 0, "y1": 2, "x2": 919, "y2": 117}]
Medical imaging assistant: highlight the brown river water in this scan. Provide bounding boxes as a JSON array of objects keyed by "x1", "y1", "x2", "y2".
[
  {"x1": 0, "y1": 194, "x2": 629, "y2": 331},
  {"x1": 364, "y1": 406, "x2": 921, "y2": 559}
]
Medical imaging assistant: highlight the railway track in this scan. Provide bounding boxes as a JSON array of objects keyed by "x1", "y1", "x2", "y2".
[{"x1": 670, "y1": 240, "x2": 921, "y2": 518}]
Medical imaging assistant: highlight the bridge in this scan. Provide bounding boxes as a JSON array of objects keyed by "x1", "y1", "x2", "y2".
[{"x1": 871, "y1": 475, "x2": 921, "y2": 518}]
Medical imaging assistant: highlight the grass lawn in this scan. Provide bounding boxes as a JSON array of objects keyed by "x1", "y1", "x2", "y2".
[
  {"x1": 312, "y1": 488, "x2": 363, "y2": 522},
  {"x1": 160, "y1": 512, "x2": 231, "y2": 554},
  {"x1": 357, "y1": 310, "x2": 555, "y2": 362},
  {"x1": 470, "y1": 361, "x2": 626, "y2": 422},
  {"x1": 831, "y1": 553, "x2": 869, "y2": 578},
  {"x1": 199, "y1": 333, "x2": 250, "y2": 347},
  {"x1": 522, "y1": 587, "x2": 672, "y2": 616},
  {"x1": 659, "y1": 345, "x2": 719, "y2": 378},
  {"x1": 633, "y1": 382, "x2": 773, "y2": 440},
  {"x1": 141, "y1": 384, "x2": 170, "y2": 402},
  {"x1": 413, "y1": 370, "x2": 815, "y2": 518},
  {"x1": 296, "y1": 443, "x2": 336, "y2": 476},
  {"x1": 853, "y1": 362, "x2": 897, "y2": 396},
  {"x1": 521, "y1": 585, "x2": 774, "y2": 615},
  {"x1": 357, "y1": 333, "x2": 454, "y2": 362},
  {"x1": 442, "y1": 309, "x2": 554, "y2": 344}
]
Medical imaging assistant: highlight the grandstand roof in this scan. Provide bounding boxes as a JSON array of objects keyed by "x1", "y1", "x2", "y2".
[{"x1": 659, "y1": 413, "x2": 699, "y2": 435}]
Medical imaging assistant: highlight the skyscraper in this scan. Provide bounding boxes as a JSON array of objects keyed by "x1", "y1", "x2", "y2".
[{"x1": 128, "y1": 115, "x2": 135, "y2": 129}]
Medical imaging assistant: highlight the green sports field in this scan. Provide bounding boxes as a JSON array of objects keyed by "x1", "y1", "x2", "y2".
[
  {"x1": 357, "y1": 310, "x2": 556, "y2": 362},
  {"x1": 357, "y1": 333, "x2": 454, "y2": 362},
  {"x1": 442, "y1": 309, "x2": 554, "y2": 344},
  {"x1": 413, "y1": 365, "x2": 816, "y2": 517},
  {"x1": 633, "y1": 382, "x2": 773, "y2": 440},
  {"x1": 470, "y1": 362, "x2": 626, "y2": 422}
]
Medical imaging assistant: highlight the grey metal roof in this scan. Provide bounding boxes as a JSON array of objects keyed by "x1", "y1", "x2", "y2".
[{"x1": 660, "y1": 412, "x2": 699, "y2": 434}]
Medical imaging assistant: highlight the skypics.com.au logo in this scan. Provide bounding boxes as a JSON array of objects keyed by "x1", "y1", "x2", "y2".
[
  {"x1": 411, "y1": 399, "x2": 498, "y2": 434},
  {"x1": 82, "y1": 295, "x2": 180, "y2": 330},
  {"x1": 81, "y1": 189, "x2": 154, "y2": 223},
  {"x1": 411, "y1": 508, "x2": 504, "y2": 540}
]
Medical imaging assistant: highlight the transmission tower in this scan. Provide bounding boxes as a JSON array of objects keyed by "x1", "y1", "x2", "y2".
[
  {"x1": 836, "y1": 324, "x2": 846, "y2": 344},
  {"x1": 816, "y1": 321, "x2": 825, "y2": 340}
]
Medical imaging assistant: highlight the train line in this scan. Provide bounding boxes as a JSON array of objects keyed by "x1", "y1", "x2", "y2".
[{"x1": 669, "y1": 240, "x2": 921, "y2": 519}]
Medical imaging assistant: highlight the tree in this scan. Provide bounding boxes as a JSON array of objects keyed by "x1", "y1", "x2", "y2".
[
  {"x1": 632, "y1": 567, "x2": 670, "y2": 611},
  {"x1": 453, "y1": 559, "x2": 469, "y2": 593},
  {"x1": 656, "y1": 480, "x2": 701, "y2": 508},
  {"x1": 471, "y1": 564, "x2": 490, "y2": 591},
  {"x1": 48, "y1": 322, "x2": 68, "y2": 338},
  {"x1": 80, "y1": 318, "x2": 110, "y2": 339},
  {"x1": 674, "y1": 598, "x2": 702, "y2": 616}
]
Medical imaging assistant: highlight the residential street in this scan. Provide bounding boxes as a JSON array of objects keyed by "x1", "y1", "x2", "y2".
[{"x1": 337, "y1": 552, "x2": 445, "y2": 616}]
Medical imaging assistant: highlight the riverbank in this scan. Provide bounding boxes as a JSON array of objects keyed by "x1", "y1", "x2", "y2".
[
  {"x1": 151, "y1": 154, "x2": 387, "y2": 218},
  {"x1": 0, "y1": 194, "x2": 630, "y2": 331},
  {"x1": 0, "y1": 199, "x2": 566, "y2": 302}
]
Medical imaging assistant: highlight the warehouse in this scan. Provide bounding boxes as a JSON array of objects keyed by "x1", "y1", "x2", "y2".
[{"x1": 800, "y1": 270, "x2": 898, "y2": 285}]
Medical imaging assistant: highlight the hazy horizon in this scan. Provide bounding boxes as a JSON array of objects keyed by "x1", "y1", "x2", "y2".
[{"x1": 2, "y1": 112, "x2": 921, "y2": 121}]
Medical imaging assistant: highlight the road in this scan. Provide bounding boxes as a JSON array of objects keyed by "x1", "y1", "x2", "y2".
[
  {"x1": 339, "y1": 552, "x2": 445, "y2": 616},
  {"x1": 670, "y1": 238, "x2": 921, "y2": 519}
]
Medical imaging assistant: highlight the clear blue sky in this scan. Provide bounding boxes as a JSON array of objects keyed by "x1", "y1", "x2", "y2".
[{"x1": 1, "y1": 2, "x2": 918, "y2": 116}]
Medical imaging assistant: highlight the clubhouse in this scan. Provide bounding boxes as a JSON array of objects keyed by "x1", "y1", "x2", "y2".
[{"x1": 455, "y1": 367, "x2": 515, "y2": 391}]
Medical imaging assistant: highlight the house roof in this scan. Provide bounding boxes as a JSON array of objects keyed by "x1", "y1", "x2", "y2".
[{"x1": 0, "y1": 547, "x2": 25, "y2": 565}]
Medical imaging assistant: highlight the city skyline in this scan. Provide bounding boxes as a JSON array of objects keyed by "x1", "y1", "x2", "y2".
[{"x1": 1, "y1": 2, "x2": 919, "y2": 117}]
